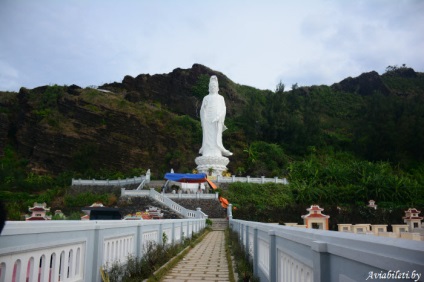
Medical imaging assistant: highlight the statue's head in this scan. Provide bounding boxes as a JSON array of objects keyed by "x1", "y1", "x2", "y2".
[{"x1": 209, "y1": 75, "x2": 219, "y2": 94}]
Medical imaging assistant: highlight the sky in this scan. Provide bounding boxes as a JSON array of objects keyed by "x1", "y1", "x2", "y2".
[{"x1": 1, "y1": 0, "x2": 423, "y2": 92}]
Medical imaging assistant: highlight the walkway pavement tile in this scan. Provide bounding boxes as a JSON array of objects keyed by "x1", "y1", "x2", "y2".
[{"x1": 161, "y1": 231, "x2": 230, "y2": 282}]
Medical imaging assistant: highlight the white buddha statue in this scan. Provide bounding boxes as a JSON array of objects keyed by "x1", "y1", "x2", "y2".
[{"x1": 199, "y1": 75, "x2": 232, "y2": 157}]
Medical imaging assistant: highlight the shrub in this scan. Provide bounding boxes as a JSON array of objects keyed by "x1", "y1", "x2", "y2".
[
  {"x1": 227, "y1": 229, "x2": 259, "y2": 282},
  {"x1": 103, "y1": 229, "x2": 207, "y2": 281},
  {"x1": 64, "y1": 192, "x2": 110, "y2": 207},
  {"x1": 206, "y1": 218, "x2": 213, "y2": 226}
]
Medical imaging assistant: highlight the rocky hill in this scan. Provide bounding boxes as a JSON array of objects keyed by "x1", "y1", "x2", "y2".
[
  {"x1": 0, "y1": 64, "x2": 250, "y2": 177},
  {"x1": 0, "y1": 64, "x2": 423, "y2": 181}
]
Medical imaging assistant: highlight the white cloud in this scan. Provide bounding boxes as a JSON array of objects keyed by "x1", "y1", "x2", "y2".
[
  {"x1": 0, "y1": 0, "x2": 423, "y2": 91},
  {"x1": 0, "y1": 61, "x2": 20, "y2": 90}
]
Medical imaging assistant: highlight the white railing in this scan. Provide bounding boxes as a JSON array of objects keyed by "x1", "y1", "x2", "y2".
[
  {"x1": 71, "y1": 173, "x2": 287, "y2": 187},
  {"x1": 121, "y1": 189, "x2": 218, "y2": 200},
  {"x1": 147, "y1": 189, "x2": 207, "y2": 219},
  {"x1": 0, "y1": 219, "x2": 205, "y2": 282},
  {"x1": 216, "y1": 175, "x2": 288, "y2": 184},
  {"x1": 165, "y1": 193, "x2": 218, "y2": 200},
  {"x1": 71, "y1": 170, "x2": 151, "y2": 187},
  {"x1": 121, "y1": 189, "x2": 150, "y2": 197},
  {"x1": 230, "y1": 219, "x2": 424, "y2": 282},
  {"x1": 120, "y1": 188, "x2": 208, "y2": 219}
]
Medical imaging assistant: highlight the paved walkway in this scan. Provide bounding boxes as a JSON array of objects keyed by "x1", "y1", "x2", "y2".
[{"x1": 162, "y1": 231, "x2": 230, "y2": 282}]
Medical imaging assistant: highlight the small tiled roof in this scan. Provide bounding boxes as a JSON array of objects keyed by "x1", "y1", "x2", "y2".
[
  {"x1": 403, "y1": 208, "x2": 422, "y2": 220},
  {"x1": 29, "y1": 207, "x2": 49, "y2": 212},
  {"x1": 307, "y1": 205, "x2": 323, "y2": 211},
  {"x1": 302, "y1": 213, "x2": 330, "y2": 219},
  {"x1": 403, "y1": 215, "x2": 423, "y2": 220},
  {"x1": 405, "y1": 208, "x2": 421, "y2": 213},
  {"x1": 302, "y1": 205, "x2": 329, "y2": 218},
  {"x1": 89, "y1": 202, "x2": 104, "y2": 207}
]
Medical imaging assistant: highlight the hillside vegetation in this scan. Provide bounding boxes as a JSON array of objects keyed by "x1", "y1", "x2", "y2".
[{"x1": 0, "y1": 64, "x2": 423, "y2": 220}]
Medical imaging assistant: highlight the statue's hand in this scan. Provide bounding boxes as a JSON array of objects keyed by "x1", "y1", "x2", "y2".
[{"x1": 212, "y1": 116, "x2": 220, "y2": 123}]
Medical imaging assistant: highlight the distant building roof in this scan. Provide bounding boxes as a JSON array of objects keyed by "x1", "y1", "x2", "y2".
[
  {"x1": 403, "y1": 208, "x2": 423, "y2": 220},
  {"x1": 301, "y1": 205, "x2": 330, "y2": 219},
  {"x1": 28, "y1": 202, "x2": 50, "y2": 212}
]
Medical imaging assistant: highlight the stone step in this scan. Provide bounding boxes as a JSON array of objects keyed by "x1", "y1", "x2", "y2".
[{"x1": 210, "y1": 218, "x2": 228, "y2": 230}]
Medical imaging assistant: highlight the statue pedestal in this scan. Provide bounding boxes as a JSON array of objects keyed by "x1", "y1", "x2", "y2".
[{"x1": 195, "y1": 155, "x2": 229, "y2": 177}]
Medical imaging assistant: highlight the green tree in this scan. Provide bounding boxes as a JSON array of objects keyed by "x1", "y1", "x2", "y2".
[{"x1": 275, "y1": 80, "x2": 285, "y2": 93}]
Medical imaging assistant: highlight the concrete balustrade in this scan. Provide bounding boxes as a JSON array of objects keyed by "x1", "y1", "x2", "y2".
[
  {"x1": 216, "y1": 175, "x2": 288, "y2": 184},
  {"x1": 120, "y1": 188, "x2": 218, "y2": 200},
  {"x1": 72, "y1": 176, "x2": 148, "y2": 186},
  {"x1": 0, "y1": 219, "x2": 205, "y2": 282},
  {"x1": 71, "y1": 172, "x2": 287, "y2": 188},
  {"x1": 165, "y1": 193, "x2": 218, "y2": 200},
  {"x1": 71, "y1": 170, "x2": 151, "y2": 189},
  {"x1": 230, "y1": 219, "x2": 424, "y2": 282}
]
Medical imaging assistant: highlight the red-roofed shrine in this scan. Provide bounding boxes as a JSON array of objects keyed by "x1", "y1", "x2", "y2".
[
  {"x1": 25, "y1": 202, "x2": 51, "y2": 221},
  {"x1": 301, "y1": 205, "x2": 330, "y2": 230}
]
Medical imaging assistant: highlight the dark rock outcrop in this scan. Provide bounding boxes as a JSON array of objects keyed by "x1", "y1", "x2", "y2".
[
  {"x1": 0, "y1": 64, "x2": 245, "y2": 175},
  {"x1": 1, "y1": 65, "x2": 422, "y2": 177},
  {"x1": 383, "y1": 67, "x2": 417, "y2": 78},
  {"x1": 9, "y1": 89, "x2": 199, "y2": 174},
  {"x1": 0, "y1": 113, "x2": 8, "y2": 157},
  {"x1": 332, "y1": 71, "x2": 391, "y2": 96},
  {"x1": 106, "y1": 64, "x2": 241, "y2": 118}
]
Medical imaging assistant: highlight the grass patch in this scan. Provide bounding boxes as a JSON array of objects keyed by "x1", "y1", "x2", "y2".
[
  {"x1": 227, "y1": 229, "x2": 259, "y2": 282},
  {"x1": 224, "y1": 229, "x2": 237, "y2": 282}
]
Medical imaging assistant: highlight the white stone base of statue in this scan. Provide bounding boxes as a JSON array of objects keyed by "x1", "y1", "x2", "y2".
[{"x1": 195, "y1": 155, "x2": 229, "y2": 177}]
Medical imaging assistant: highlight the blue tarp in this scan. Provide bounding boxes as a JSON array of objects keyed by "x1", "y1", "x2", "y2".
[{"x1": 164, "y1": 173, "x2": 208, "y2": 183}]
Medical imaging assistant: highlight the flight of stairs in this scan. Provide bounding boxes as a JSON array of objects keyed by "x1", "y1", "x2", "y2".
[{"x1": 210, "y1": 218, "x2": 228, "y2": 230}]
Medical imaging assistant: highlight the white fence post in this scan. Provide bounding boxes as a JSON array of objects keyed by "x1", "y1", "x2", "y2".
[
  {"x1": 268, "y1": 230, "x2": 277, "y2": 282},
  {"x1": 227, "y1": 204, "x2": 233, "y2": 219},
  {"x1": 312, "y1": 241, "x2": 329, "y2": 282},
  {"x1": 253, "y1": 227, "x2": 259, "y2": 275}
]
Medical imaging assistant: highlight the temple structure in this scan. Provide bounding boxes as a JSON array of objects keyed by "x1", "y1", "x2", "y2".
[
  {"x1": 25, "y1": 202, "x2": 51, "y2": 221},
  {"x1": 367, "y1": 199, "x2": 377, "y2": 210},
  {"x1": 285, "y1": 205, "x2": 423, "y2": 240},
  {"x1": 403, "y1": 208, "x2": 423, "y2": 230},
  {"x1": 301, "y1": 205, "x2": 330, "y2": 230}
]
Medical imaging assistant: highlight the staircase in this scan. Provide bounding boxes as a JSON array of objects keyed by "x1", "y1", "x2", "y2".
[
  {"x1": 210, "y1": 218, "x2": 228, "y2": 230},
  {"x1": 118, "y1": 191, "x2": 227, "y2": 220},
  {"x1": 118, "y1": 196, "x2": 184, "y2": 219},
  {"x1": 172, "y1": 198, "x2": 226, "y2": 218}
]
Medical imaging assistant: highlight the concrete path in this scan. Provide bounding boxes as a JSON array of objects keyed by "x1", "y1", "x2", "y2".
[{"x1": 162, "y1": 231, "x2": 230, "y2": 282}]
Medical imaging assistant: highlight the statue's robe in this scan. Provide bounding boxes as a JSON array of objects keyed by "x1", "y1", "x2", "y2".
[{"x1": 199, "y1": 92, "x2": 231, "y2": 157}]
